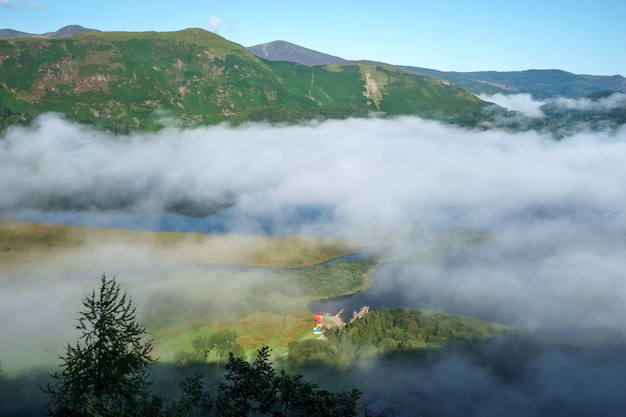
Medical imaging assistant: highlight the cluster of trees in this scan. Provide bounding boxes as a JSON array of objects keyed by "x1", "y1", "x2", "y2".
[
  {"x1": 0, "y1": 105, "x2": 33, "y2": 132},
  {"x1": 287, "y1": 339, "x2": 344, "y2": 371},
  {"x1": 287, "y1": 307, "x2": 506, "y2": 370},
  {"x1": 175, "y1": 329, "x2": 245, "y2": 367},
  {"x1": 44, "y1": 275, "x2": 360, "y2": 417},
  {"x1": 338, "y1": 307, "x2": 500, "y2": 348},
  {"x1": 282, "y1": 257, "x2": 377, "y2": 298}
]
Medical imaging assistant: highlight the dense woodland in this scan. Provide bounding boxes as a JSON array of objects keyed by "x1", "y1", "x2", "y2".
[{"x1": 287, "y1": 307, "x2": 506, "y2": 371}]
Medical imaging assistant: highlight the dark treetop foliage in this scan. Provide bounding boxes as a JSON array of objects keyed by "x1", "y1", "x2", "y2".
[
  {"x1": 44, "y1": 274, "x2": 154, "y2": 417},
  {"x1": 213, "y1": 346, "x2": 361, "y2": 417}
]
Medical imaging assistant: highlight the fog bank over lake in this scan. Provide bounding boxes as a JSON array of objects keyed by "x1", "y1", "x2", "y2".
[{"x1": 2, "y1": 115, "x2": 626, "y2": 372}]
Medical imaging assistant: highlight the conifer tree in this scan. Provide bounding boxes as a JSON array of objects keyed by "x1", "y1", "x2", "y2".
[{"x1": 45, "y1": 274, "x2": 154, "y2": 417}]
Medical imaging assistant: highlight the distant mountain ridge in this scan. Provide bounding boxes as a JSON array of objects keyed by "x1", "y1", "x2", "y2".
[
  {"x1": 247, "y1": 40, "x2": 347, "y2": 66},
  {"x1": 0, "y1": 25, "x2": 99, "y2": 39},
  {"x1": 400, "y1": 67, "x2": 626, "y2": 99},
  {"x1": 249, "y1": 41, "x2": 625, "y2": 98},
  {"x1": 579, "y1": 74, "x2": 626, "y2": 94}
]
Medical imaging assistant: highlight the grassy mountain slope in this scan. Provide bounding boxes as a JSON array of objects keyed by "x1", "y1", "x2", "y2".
[{"x1": 0, "y1": 28, "x2": 492, "y2": 131}]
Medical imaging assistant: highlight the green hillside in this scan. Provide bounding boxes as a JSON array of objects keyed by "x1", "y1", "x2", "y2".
[{"x1": 0, "y1": 29, "x2": 491, "y2": 131}]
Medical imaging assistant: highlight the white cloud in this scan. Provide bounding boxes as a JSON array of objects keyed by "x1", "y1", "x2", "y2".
[
  {"x1": 480, "y1": 92, "x2": 626, "y2": 120},
  {"x1": 0, "y1": 0, "x2": 21, "y2": 8},
  {"x1": 29, "y1": 0, "x2": 45, "y2": 9},
  {"x1": 208, "y1": 15, "x2": 221, "y2": 33},
  {"x1": 479, "y1": 93, "x2": 545, "y2": 118},
  {"x1": 0, "y1": 0, "x2": 45, "y2": 9},
  {"x1": 550, "y1": 92, "x2": 626, "y2": 111}
]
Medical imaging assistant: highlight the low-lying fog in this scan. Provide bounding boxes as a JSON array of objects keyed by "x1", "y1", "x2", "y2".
[{"x1": 1, "y1": 113, "x2": 626, "y2": 414}]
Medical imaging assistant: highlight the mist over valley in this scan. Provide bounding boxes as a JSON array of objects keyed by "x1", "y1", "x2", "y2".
[{"x1": 2, "y1": 112, "x2": 626, "y2": 415}]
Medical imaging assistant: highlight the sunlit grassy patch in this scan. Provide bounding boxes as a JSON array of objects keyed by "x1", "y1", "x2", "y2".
[
  {"x1": 153, "y1": 309, "x2": 315, "y2": 363},
  {"x1": 232, "y1": 310, "x2": 312, "y2": 349},
  {"x1": 155, "y1": 325, "x2": 214, "y2": 363}
]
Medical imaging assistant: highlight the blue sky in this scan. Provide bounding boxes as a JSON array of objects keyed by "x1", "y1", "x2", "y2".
[{"x1": 1, "y1": 0, "x2": 624, "y2": 75}]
